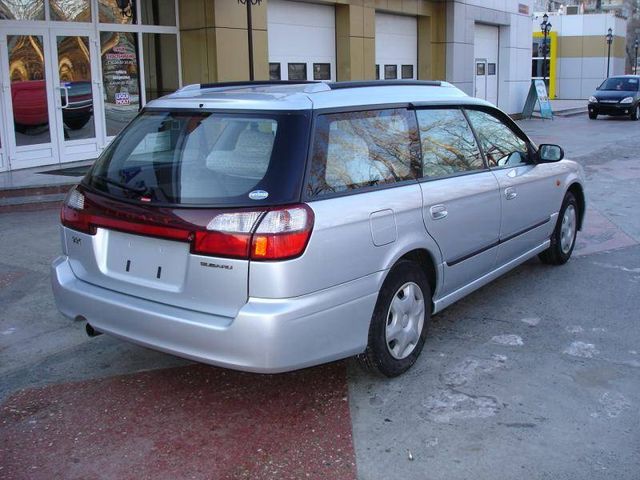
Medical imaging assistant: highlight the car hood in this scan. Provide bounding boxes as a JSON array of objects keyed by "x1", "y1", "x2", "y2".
[{"x1": 594, "y1": 90, "x2": 638, "y2": 101}]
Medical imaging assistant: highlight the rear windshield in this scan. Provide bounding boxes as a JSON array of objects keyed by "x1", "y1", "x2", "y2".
[
  {"x1": 85, "y1": 110, "x2": 310, "y2": 206},
  {"x1": 599, "y1": 77, "x2": 640, "y2": 91}
]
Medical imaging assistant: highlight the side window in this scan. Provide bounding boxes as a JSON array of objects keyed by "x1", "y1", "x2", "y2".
[
  {"x1": 416, "y1": 109, "x2": 484, "y2": 178},
  {"x1": 307, "y1": 109, "x2": 421, "y2": 197},
  {"x1": 466, "y1": 110, "x2": 529, "y2": 168}
]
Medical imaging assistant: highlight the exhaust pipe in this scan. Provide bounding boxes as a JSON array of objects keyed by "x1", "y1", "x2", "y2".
[{"x1": 85, "y1": 323, "x2": 103, "y2": 337}]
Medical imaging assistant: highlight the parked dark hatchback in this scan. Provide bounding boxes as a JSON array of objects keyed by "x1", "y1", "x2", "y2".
[{"x1": 588, "y1": 75, "x2": 640, "y2": 120}]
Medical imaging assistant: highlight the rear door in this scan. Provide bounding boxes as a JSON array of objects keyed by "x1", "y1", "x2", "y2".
[
  {"x1": 415, "y1": 108, "x2": 501, "y2": 296},
  {"x1": 465, "y1": 108, "x2": 559, "y2": 265}
]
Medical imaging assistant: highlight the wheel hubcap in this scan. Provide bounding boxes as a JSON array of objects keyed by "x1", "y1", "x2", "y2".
[
  {"x1": 385, "y1": 282, "x2": 425, "y2": 360},
  {"x1": 560, "y1": 205, "x2": 576, "y2": 254}
]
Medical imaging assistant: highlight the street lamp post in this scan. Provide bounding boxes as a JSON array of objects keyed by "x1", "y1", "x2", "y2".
[
  {"x1": 540, "y1": 13, "x2": 552, "y2": 89},
  {"x1": 238, "y1": 0, "x2": 262, "y2": 81},
  {"x1": 606, "y1": 28, "x2": 613, "y2": 78},
  {"x1": 634, "y1": 38, "x2": 639, "y2": 75}
]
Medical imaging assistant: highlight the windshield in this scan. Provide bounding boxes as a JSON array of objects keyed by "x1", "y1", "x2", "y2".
[
  {"x1": 85, "y1": 110, "x2": 310, "y2": 206},
  {"x1": 599, "y1": 77, "x2": 640, "y2": 92}
]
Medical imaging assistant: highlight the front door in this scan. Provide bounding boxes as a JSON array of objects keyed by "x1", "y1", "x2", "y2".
[
  {"x1": 49, "y1": 28, "x2": 103, "y2": 163},
  {"x1": 0, "y1": 26, "x2": 103, "y2": 170},
  {"x1": 0, "y1": 28, "x2": 58, "y2": 170}
]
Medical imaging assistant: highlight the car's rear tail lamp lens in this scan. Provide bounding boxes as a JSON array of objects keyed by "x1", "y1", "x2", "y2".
[
  {"x1": 61, "y1": 187, "x2": 92, "y2": 234},
  {"x1": 251, "y1": 205, "x2": 314, "y2": 260},
  {"x1": 193, "y1": 211, "x2": 263, "y2": 258}
]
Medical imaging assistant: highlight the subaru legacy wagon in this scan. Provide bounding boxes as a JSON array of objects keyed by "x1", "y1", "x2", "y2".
[{"x1": 52, "y1": 81, "x2": 586, "y2": 377}]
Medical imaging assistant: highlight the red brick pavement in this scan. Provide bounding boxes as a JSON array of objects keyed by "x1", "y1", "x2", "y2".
[{"x1": 0, "y1": 363, "x2": 357, "y2": 480}]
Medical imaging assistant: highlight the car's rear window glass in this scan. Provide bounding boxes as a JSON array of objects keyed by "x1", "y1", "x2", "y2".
[
  {"x1": 86, "y1": 110, "x2": 310, "y2": 206},
  {"x1": 416, "y1": 109, "x2": 483, "y2": 177},
  {"x1": 599, "y1": 77, "x2": 640, "y2": 91},
  {"x1": 307, "y1": 109, "x2": 420, "y2": 197}
]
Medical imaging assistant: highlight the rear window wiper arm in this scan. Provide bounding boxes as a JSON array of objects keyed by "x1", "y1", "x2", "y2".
[{"x1": 92, "y1": 175, "x2": 149, "y2": 195}]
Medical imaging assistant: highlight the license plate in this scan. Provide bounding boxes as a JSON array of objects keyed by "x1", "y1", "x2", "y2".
[{"x1": 104, "y1": 230, "x2": 189, "y2": 288}]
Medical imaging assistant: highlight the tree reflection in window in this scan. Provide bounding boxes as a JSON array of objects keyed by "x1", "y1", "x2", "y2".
[
  {"x1": 307, "y1": 109, "x2": 420, "y2": 197},
  {"x1": 466, "y1": 110, "x2": 529, "y2": 168},
  {"x1": 416, "y1": 109, "x2": 483, "y2": 177}
]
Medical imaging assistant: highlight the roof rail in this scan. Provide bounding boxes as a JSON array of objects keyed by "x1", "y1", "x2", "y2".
[
  {"x1": 328, "y1": 80, "x2": 442, "y2": 90},
  {"x1": 199, "y1": 80, "x2": 321, "y2": 89}
]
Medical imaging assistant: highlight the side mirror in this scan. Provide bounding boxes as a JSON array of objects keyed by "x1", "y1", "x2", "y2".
[{"x1": 538, "y1": 144, "x2": 564, "y2": 162}]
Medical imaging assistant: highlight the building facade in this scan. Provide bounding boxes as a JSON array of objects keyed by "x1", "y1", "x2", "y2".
[
  {"x1": 532, "y1": 12, "x2": 627, "y2": 99},
  {"x1": 0, "y1": 0, "x2": 533, "y2": 172}
]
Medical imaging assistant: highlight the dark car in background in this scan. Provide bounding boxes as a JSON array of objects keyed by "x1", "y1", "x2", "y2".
[{"x1": 588, "y1": 75, "x2": 640, "y2": 120}]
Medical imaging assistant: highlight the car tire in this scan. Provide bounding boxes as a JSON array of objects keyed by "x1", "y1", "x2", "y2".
[
  {"x1": 630, "y1": 104, "x2": 640, "y2": 121},
  {"x1": 588, "y1": 111, "x2": 598, "y2": 120},
  {"x1": 357, "y1": 260, "x2": 430, "y2": 377},
  {"x1": 539, "y1": 192, "x2": 579, "y2": 266}
]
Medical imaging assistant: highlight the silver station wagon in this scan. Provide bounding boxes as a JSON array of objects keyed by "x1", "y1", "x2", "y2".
[{"x1": 52, "y1": 81, "x2": 586, "y2": 377}]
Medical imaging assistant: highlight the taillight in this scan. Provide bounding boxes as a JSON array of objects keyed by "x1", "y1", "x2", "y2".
[
  {"x1": 61, "y1": 187, "x2": 93, "y2": 233},
  {"x1": 193, "y1": 211, "x2": 262, "y2": 258},
  {"x1": 61, "y1": 186, "x2": 314, "y2": 261},
  {"x1": 250, "y1": 205, "x2": 314, "y2": 260}
]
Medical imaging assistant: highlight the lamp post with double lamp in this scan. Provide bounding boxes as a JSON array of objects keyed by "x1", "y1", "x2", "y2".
[
  {"x1": 238, "y1": 0, "x2": 262, "y2": 81},
  {"x1": 540, "y1": 13, "x2": 552, "y2": 89},
  {"x1": 606, "y1": 28, "x2": 613, "y2": 78}
]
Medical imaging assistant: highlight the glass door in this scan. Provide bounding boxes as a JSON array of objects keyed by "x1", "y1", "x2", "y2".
[
  {"x1": 50, "y1": 28, "x2": 104, "y2": 162},
  {"x1": 0, "y1": 27, "x2": 59, "y2": 169}
]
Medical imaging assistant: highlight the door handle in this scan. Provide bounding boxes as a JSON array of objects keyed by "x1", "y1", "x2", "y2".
[
  {"x1": 430, "y1": 204, "x2": 448, "y2": 220},
  {"x1": 505, "y1": 187, "x2": 517, "y2": 200}
]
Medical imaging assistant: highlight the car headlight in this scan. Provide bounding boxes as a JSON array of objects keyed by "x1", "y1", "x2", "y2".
[
  {"x1": 620, "y1": 96, "x2": 634, "y2": 104},
  {"x1": 588, "y1": 96, "x2": 598, "y2": 103}
]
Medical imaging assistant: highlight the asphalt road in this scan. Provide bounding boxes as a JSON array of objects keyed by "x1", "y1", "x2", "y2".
[{"x1": 1, "y1": 113, "x2": 638, "y2": 479}]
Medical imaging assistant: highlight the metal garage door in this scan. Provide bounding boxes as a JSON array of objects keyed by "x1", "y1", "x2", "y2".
[
  {"x1": 474, "y1": 24, "x2": 499, "y2": 106},
  {"x1": 267, "y1": 0, "x2": 336, "y2": 82},
  {"x1": 375, "y1": 13, "x2": 417, "y2": 81}
]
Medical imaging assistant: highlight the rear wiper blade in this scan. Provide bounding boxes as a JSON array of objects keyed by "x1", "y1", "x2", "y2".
[{"x1": 92, "y1": 175, "x2": 148, "y2": 195}]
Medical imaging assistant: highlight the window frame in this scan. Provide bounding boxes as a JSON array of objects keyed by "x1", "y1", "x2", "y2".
[
  {"x1": 462, "y1": 105, "x2": 537, "y2": 171},
  {"x1": 302, "y1": 103, "x2": 422, "y2": 202},
  {"x1": 413, "y1": 106, "x2": 490, "y2": 182}
]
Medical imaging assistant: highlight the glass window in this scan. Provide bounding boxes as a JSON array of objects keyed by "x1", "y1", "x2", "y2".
[
  {"x1": 99, "y1": 0, "x2": 135, "y2": 24},
  {"x1": 401, "y1": 65, "x2": 413, "y2": 80},
  {"x1": 49, "y1": 0, "x2": 90, "y2": 21},
  {"x1": 307, "y1": 109, "x2": 420, "y2": 197},
  {"x1": 8, "y1": 35, "x2": 51, "y2": 145},
  {"x1": 531, "y1": 59, "x2": 550, "y2": 78},
  {"x1": 100, "y1": 31, "x2": 140, "y2": 136},
  {"x1": 88, "y1": 111, "x2": 311, "y2": 207},
  {"x1": 384, "y1": 65, "x2": 397, "y2": 80},
  {"x1": 0, "y1": 0, "x2": 44, "y2": 20},
  {"x1": 375, "y1": 64, "x2": 380, "y2": 80},
  {"x1": 269, "y1": 63, "x2": 281, "y2": 80},
  {"x1": 488, "y1": 63, "x2": 496, "y2": 76},
  {"x1": 466, "y1": 110, "x2": 529, "y2": 168},
  {"x1": 57, "y1": 35, "x2": 95, "y2": 138},
  {"x1": 476, "y1": 63, "x2": 485, "y2": 76},
  {"x1": 598, "y1": 76, "x2": 640, "y2": 91},
  {"x1": 288, "y1": 63, "x2": 307, "y2": 81},
  {"x1": 417, "y1": 109, "x2": 483, "y2": 178},
  {"x1": 313, "y1": 63, "x2": 330, "y2": 81},
  {"x1": 142, "y1": 33, "x2": 179, "y2": 101},
  {"x1": 140, "y1": 0, "x2": 175, "y2": 25}
]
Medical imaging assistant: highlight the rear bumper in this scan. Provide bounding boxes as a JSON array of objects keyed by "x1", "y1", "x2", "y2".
[{"x1": 51, "y1": 256, "x2": 378, "y2": 373}]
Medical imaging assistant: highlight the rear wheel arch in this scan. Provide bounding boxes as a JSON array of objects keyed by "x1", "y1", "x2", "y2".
[
  {"x1": 567, "y1": 182, "x2": 585, "y2": 230},
  {"x1": 397, "y1": 249, "x2": 437, "y2": 310}
]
